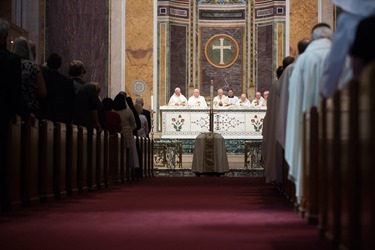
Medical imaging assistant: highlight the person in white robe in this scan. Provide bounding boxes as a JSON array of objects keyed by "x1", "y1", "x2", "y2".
[
  {"x1": 262, "y1": 56, "x2": 295, "y2": 184},
  {"x1": 250, "y1": 92, "x2": 264, "y2": 108},
  {"x1": 320, "y1": 0, "x2": 375, "y2": 98},
  {"x1": 285, "y1": 23, "x2": 332, "y2": 202},
  {"x1": 187, "y1": 89, "x2": 207, "y2": 107},
  {"x1": 168, "y1": 87, "x2": 187, "y2": 106},
  {"x1": 275, "y1": 39, "x2": 310, "y2": 150},
  {"x1": 213, "y1": 88, "x2": 230, "y2": 107},
  {"x1": 235, "y1": 94, "x2": 251, "y2": 107},
  {"x1": 260, "y1": 91, "x2": 269, "y2": 108},
  {"x1": 227, "y1": 89, "x2": 239, "y2": 105}
]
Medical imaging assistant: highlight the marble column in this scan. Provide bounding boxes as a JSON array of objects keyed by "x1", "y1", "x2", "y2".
[{"x1": 109, "y1": 0, "x2": 126, "y2": 98}]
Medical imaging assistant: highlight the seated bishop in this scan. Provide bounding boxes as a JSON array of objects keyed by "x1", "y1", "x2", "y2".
[
  {"x1": 236, "y1": 94, "x2": 251, "y2": 107},
  {"x1": 188, "y1": 89, "x2": 207, "y2": 107},
  {"x1": 213, "y1": 88, "x2": 230, "y2": 107},
  {"x1": 250, "y1": 91, "x2": 265, "y2": 108},
  {"x1": 168, "y1": 87, "x2": 187, "y2": 106}
]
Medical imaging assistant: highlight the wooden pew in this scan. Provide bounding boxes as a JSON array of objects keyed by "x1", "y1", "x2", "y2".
[
  {"x1": 21, "y1": 117, "x2": 39, "y2": 206},
  {"x1": 3, "y1": 115, "x2": 22, "y2": 210},
  {"x1": 318, "y1": 99, "x2": 328, "y2": 238},
  {"x1": 143, "y1": 138, "x2": 149, "y2": 178},
  {"x1": 53, "y1": 122, "x2": 67, "y2": 199},
  {"x1": 87, "y1": 129, "x2": 97, "y2": 191},
  {"x1": 140, "y1": 136, "x2": 145, "y2": 179},
  {"x1": 77, "y1": 126, "x2": 88, "y2": 193},
  {"x1": 304, "y1": 107, "x2": 319, "y2": 225},
  {"x1": 120, "y1": 134, "x2": 126, "y2": 184},
  {"x1": 324, "y1": 92, "x2": 342, "y2": 247},
  {"x1": 39, "y1": 120, "x2": 55, "y2": 201},
  {"x1": 339, "y1": 85, "x2": 352, "y2": 249},
  {"x1": 150, "y1": 139, "x2": 154, "y2": 177},
  {"x1": 66, "y1": 124, "x2": 79, "y2": 195},
  {"x1": 359, "y1": 63, "x2": 375, "y2": 250},
  {"x1": 108, "y1": 133, "x2": 121, "y2": 184},
  {"x1": 103, "y1": 131, "x2": 109, "y2": 188},
  {"x1": 96, "y1": 131, "x2": 105, "y2": 190}
]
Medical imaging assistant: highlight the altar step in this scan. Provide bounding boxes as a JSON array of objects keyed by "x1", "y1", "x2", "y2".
[{"x1": 154, "y1": 154, "x2": 264, "y2": 177}]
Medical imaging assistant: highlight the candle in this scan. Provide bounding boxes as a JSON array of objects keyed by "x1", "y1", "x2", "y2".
[{"x1": 151, "y1": 94, "x2": 154, "y2": 110}]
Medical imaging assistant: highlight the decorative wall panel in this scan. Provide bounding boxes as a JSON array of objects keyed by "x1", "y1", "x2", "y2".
[{"x1": 125, "y1": 0, "x2": 154, "y2": 104}]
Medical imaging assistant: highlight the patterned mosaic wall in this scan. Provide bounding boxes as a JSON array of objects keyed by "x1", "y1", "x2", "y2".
[
  {"x1": 45, "y1": 0, "x2": 108, "y2": 99},
  {"x1": 200, "y1": 27, "x2": 244, "y2": 96},
  {"x1": 170, "y1": 24, "x2": 188, "y2": 97},
  {"x1": 256, "y1": 24, "x2": 273, "y2": 93}
]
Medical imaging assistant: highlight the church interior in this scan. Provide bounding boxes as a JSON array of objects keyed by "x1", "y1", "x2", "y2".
[{"x1": 1, "y1": 0, "x2": 375, "y2": 249}]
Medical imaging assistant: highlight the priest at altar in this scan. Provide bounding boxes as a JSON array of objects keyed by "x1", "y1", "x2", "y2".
[
  {"x1": 187, "y1": 89, "x2": 207, "y2": 107},
  {"x1": 168, "y1": 87, "x2": 187, "y2": 106}
]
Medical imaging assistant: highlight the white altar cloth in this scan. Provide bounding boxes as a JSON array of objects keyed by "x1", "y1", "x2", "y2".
[{"x1": 160, "y1": 106, "x2": 266, "y2": 139}]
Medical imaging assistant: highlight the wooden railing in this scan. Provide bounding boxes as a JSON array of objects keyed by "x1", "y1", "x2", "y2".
[{"x1": 1, "y1": 118, "x2": 154, "y2": 211}]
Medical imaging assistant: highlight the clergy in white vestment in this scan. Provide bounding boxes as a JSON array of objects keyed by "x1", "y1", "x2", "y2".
[
  {"x1": 250, "y1": 92, "x2": 264, "y2": 108},
  {"x1": 284, "y1": 23, "x2": 332, "y2": 202},
  {"x1": 227, "y1": 89, "x2": 239, "y2": 105},
  {"x1": 235, "y1": 94, "x2": 251, "y2": 107},
  {"x1": 260, "y1": 90, "x2": 269, "y2": 108},
  {"x1": 187, "y1": 89, "x2": 207, "y2": 107},
  {"x1": 213, "y1": 88, "x2": 230, "y2": 106},
  {"x1": 320, "y1": 0, "x2": 375, "y2": 98},
  {"x1": 276, "y1": 39, "x2": 310, "y2": 150},
  {"x1": 262, "y1": 56, "x2": 295, "y2": 184},
  {"x1": 168, "y1": 87, "x2": 187, "y2": 106}
]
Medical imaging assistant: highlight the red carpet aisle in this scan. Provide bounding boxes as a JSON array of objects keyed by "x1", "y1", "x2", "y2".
[{"x1": 0, "y1": 177, "x2": 329, "y2": 250}]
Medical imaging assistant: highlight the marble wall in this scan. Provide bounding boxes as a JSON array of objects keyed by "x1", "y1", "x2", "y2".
[
  {"x1": 170, "y1": 24, "x2": 188, "y2": 98},
  {"x1": 46, "y1": 0, "x2": 108, "y2": 98},
  {"x1": 200, "y1": 27, "x2": 244, "y2": 96},
  {"x1": 256, "y1": 24, "x2": 273, "y2": 94}
]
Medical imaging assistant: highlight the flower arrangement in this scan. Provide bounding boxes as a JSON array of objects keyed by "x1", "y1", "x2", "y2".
[
  {"x1": 251, "y1": 115, "x2": 264, "y2": 132},
  {"x1": 172, "y1": 115, "x2": 185, "y2": 131}
]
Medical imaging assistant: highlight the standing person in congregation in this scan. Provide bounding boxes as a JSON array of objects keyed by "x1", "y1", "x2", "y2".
[
  {"x1": 213, "y1": 88, "x2": 229, "y2": 107},
  {"x1": 227, "y1": 88, "x2": 239, "y2": 105},
  {"x1": 235, "y1": 94, "x2": 251, "y2": 107},
  {"x1": 40, "y1": 53, "x2": 75, "y2": 124},
  {"x1": 250, "y1": 92, "x2": 264, "y2": 108},
  {"x1": 135, "y1": 103, "x2": 149, "y2": 138},
  {"x1": 69, "y1": 60, "x2": 101, "y2": 131},
  {"x1": 262, "y1": 56, "x2": 295, "y2": 184},
  {"x1": 102, "y1": 97, "x2": 121, "y2": 134},
  {"x1": 187, "y1": 89, "x2": 207, "y2": 107},
  {"x1": 168, "y1": 87, "x2": 187, "y2": 106},
  {"x1": 135, "y1": 97, "x2": 151, "y2": 138},
  {"x1": 320, "y1": 0, "x2": 375, "y2": 98},
  {"x1": 114, "y1": 94, "x2": 139, "y2": 174},
  {"x1": 12, "y1": 36, "x2": 47, "y2": 117},
  {"x1": 0, "y1": 19, "x2": 29, "y2": 211},
  {"x1": 348, "y1": 16, "x2": 375, "y2": 80},
  {"x1": 285, "y1": 23, "x2": 332, "y2": 202},
  {"x1": 275, "y1": 39, "x2": 310, "y2": 150},
  {"x1": 126, "y1": 96, "x2": 142, "y2": 178}
]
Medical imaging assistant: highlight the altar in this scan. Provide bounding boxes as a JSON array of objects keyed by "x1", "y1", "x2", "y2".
[{"x1": 159, "y1": 106, "x2": 266, "y2": 139}]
